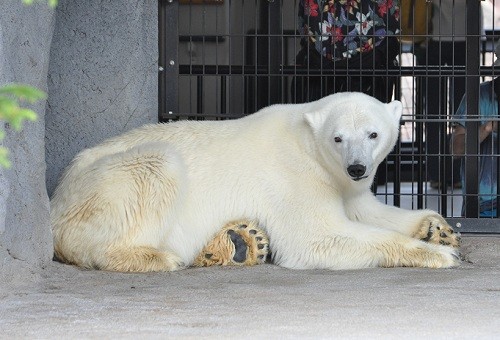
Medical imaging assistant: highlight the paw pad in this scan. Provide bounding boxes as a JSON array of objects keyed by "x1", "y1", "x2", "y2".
[
  {"x1": 415, "y1": 215, "x2": 461, "y2": 248},
  {"x1": 193, "y1": 220, "x2": 270, "y2": 267}
]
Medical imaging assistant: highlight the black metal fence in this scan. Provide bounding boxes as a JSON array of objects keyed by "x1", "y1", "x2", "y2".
[{"x1": 159, "y1": 0, "x2": 500, "y2": 233}]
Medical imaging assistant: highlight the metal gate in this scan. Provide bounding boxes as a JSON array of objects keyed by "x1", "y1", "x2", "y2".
[{"x1": 159, "y1": 0, "x2": 499, "y2": 233}]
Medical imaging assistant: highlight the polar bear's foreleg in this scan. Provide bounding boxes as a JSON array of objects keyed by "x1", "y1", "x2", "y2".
[
  {"x1": 345, "y1": 193, "x2": 461, "y2": 247},
  {"x1": 368, "y1": 232, "x2": 460, "y2": 268},
  {"x1": 272, "y1": 206, "x2": 460, "y2": 270},
  {"x1": 302, "y1": 224, "x2": 460, "y2": 269}
]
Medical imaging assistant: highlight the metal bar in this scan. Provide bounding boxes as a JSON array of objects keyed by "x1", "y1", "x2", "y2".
[
  {"x1": 268, "y1": 0, "x2": 282, "y2": 106},
  {"x1": 464, "y1": 0, "x2": 481, "y2": 217},
  {"x1": 226, "y1": 0, "x2": 231, "y2": 117},
  {"x1": 158, "y1": 0, "x2": 166, "y2": 120},
  {"x1": 416, "y1": 76, "x2": 424, "y2": 209},
  {"x1": 158, "y1": 0, "x2": 178, "y2": 121},
  {"x1": 253, "y1": 1, "x2": 259, "y2": 112},
  {"x1": 179, "y1": 35, "x2": 225, "y2": 43},
  {"x1": 447, "y1": 218, "x2": 500, "y2": 233},
  {"x1": 179, "y1": 65, "x2": 500, "y2": 76},
  {"x1": 393, "y1": 142, "x2": 401, "y2": 207},
  {"x1": 197, "y1": 76, "x2": 203, "y2": 114},
  {"x1": 497, "y1": 122, "x2": 500, "y2": 218},
  {"x1": 439, "y1": 77, "x2": 448, "y2": 215},
  {"x1": 220, "y1": 76, "x2": 226, "y2": 114}
]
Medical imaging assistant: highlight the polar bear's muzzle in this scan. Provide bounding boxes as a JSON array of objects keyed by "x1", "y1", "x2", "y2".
[{"x1": 347, "y1": 164, "x2": 368, "y2": 181}]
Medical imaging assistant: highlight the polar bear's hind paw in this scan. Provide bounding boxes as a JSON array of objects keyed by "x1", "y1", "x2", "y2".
[{"x1": 193, "y1": 220, "x2": 269, "y2": 267}]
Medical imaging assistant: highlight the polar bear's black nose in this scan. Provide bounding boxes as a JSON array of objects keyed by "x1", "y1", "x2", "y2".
[{"x1": 347, "y1": 164, "x2": 366, "y2": 178}]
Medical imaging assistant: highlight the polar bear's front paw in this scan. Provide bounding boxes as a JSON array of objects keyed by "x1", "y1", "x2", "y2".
[
  {"x1": 414, "y1": 214, "x2": 461, "y2": 248},
  {"x1": 382, "y1": 238, "x2": 461, "y2": 269},
  {"x1": 419, "y1": 243, "x2": 461, "y2": 268},
  {"x1": 193, "y1": 220, "x2": 269, "y2": 267}
]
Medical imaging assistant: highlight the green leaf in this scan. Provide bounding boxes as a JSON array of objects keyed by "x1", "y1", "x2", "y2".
[
  {"x1": 0, "y1": 82, "x2": 44, "y2": 168},
  {"x1": 0, "y1": 91, "x2": 38, "y2": 131},
  {"x1": 0, "y1": 96, "x2": 18, "y2": 121},
  {"x1": 0, "y1": 95, "x2": 18, "y2": 107},
  {"x1": 0, "y1": 147, "x2": 11, "y2": 169},
  {"x1": 8, "y1": 108, "x2": 37, "y2": 131},
  {"x1": 21, "y1": 0, "x2": 58, "y2": 7},
  {"x1": 0, "y1": 84, "x2": 46, "y2": 103}
]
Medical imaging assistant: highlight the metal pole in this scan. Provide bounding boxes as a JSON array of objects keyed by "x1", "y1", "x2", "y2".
[
  {"x1": 158, "y1": 0, "x2": 179, "y2": 121},
  {"x1": 464, "y1": 0, "x2": 481, "y2": 217}
]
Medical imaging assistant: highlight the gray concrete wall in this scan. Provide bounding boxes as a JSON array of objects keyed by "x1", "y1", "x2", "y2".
[
  {"x1": 45, "y1": 0, "x2": 159, "y2": 196},
  {"x1": 0, "y1": 1, "x2": 55, "y2": 278},
  {"x1": 0, "y1": 0, "x2": 158, "y2": 283}
]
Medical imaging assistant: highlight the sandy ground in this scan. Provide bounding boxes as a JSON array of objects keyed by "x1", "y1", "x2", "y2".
[{"x1": 1, "y1": 235, "x2": 499, "y2": 339}]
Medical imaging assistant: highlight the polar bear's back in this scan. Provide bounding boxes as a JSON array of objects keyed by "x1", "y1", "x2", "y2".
[
  {"x1": 52, "y1": 105, "x2": 302, "y2": 203},
  {"x1": 81, "y1": 109, "x2": 289, "y2": 163}
]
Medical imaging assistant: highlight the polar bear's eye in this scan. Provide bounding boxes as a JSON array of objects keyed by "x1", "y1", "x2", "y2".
[
  {"x1": 369, "y1": 132, "x2": 378, "y2": 139},
  {"x1": 334, "y1": 137, "x2": 342, "y2": 143}
]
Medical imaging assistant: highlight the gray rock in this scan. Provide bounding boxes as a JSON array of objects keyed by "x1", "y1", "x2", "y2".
[
  {"x1": 45, "y1": 0, "x2": 158, "y2": 196},
  {"x1": 0, "y1": 1, "x2": 55, "y2": 276},
  {"x1": 0, "y1": 0, "x2": 158, "y2": 285}
]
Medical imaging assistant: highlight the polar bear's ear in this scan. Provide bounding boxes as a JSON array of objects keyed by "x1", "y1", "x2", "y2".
[
  {"x1": 304, "y1": 110, "x2": 329, "y2": 133},
  {"x1": 386, "y1": 100, "x2": 403, "y2": 123}
]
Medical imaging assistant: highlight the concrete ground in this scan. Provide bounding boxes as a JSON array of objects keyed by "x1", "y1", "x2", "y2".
[{"x1": 1, "y1": 235, "x2": 499, "y2": 339}]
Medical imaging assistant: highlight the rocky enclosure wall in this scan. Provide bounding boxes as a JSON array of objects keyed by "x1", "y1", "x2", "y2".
[
  {"x1": 0, "y1": 0, "x2": 158, "y2": 282},
  {"x1": 0, "y1": 1, "x2": 55, "y2": 278},
  {"x1": 46, "y1": 0, "x2": 158, "y2": 196}
]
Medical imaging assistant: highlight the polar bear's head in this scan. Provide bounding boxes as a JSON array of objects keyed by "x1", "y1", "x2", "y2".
[{"x1": 305, "y1": 92, "x2": 402, "y2": 185}]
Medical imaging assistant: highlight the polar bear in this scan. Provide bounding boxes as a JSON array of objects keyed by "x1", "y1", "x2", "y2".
[{"x1": 51, "y1": 92, "x2": 460, "y2": 272}]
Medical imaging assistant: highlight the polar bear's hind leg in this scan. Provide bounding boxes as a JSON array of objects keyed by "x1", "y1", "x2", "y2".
[
  {"x1": 53, "y1": 142, "x2": 185, "y2": 272},
  {"x1": 104, "y1": 246, "x2": 184, "y2": 272}
]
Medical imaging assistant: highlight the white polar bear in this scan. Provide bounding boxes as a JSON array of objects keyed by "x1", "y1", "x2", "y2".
[{"x1": 51, "y1": 92, "x2": 460, "y2": 272}]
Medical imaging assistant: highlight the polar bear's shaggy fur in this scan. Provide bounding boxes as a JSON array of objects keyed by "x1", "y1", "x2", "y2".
[{"x1": 51, "y1": 92, "x2": 460, "y2": 272}]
